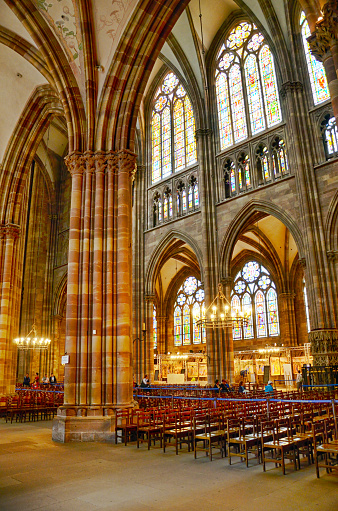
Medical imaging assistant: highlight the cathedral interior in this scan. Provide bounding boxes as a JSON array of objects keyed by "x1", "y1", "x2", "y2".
[{"x1": 0, "y1": 0, "x2": 337, "y2": 448}]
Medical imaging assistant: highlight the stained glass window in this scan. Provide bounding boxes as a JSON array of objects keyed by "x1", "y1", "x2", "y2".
[
  {"x1": 194, "y1": 184, "x2": 199, "y2": 207},
  {"x1": 174, "y1": 306, "x2": 182, "y2": 346},
  {"x1": 231, "y1": 295, "x2": 241, "y2": 339},
  {"x1": 255, "y1": 290, "x2": 267, "y2": 337},
  {"x1": 230, "y1": 161, "x2": 236, "y2": 193},
  {"x1": 182, "y1": 189, "x2": 187, "y2": 212},
  {"x1": 151, "y1": 72, "x2": 197, "y2": 183},
  {"x1": 173, "y1": 277, "x2": 205, "y2": 345},
  {"x1": 267, "y1": 288, "x2": 279, "y2": 335},
  {"x1": 231, "y1": 260, "x2": 279, "y2": 340},
  {"x1": 259, "y1": 45, "x2": 281, "y2": 127},
  {"x1": 256, "y1": 145, "x2": 270, "y2": 182},
  {"x1": 244, "y1": 54, "x2": 265, "y2": 134},
  {"x1": 216, "y1": 22, "x2": 281, "y2": 150},
  {"x1": 243, "y1": 293, "x2": 253, "y2": 339},
  {"x1": 230, "y1": 65, "x2": 247, "y2": 142},
  {"x1": 300, "y1": 13, "x2": 330, "y2": 105},
  {"x1": 153, "y1": 305, "x2": 157, "y2": 350}
]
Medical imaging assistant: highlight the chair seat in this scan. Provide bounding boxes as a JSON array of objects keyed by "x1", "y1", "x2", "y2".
[
  {"x1": 264, "y1": 439, "x2": 295, "y2": 448},
  {"x1": 317, "y1": 443, "x2": 338, "y2": 454}
]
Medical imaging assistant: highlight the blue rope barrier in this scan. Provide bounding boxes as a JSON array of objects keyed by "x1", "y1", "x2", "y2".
[
  {"x1": 134, "y1": 393, "x2": 338, "y2": 404},
  {"x1": 303, "y1": 383, "x2": 338, "y2": 387}
]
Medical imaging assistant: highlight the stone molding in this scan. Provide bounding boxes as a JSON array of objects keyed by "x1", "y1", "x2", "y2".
[
  {"x1": 195, "y1": 128, "x2": 213, "y2": 140},
  {"x1": 280, "y1": 81, "x2": 303, "y2": 98}
]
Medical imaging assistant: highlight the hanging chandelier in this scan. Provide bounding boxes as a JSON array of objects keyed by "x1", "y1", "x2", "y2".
[
  {"x1": 14, "y1": 323, "x2": 51, "y2": 350},
  {"x1": 196, "y1": 283, "x2": 250, "y2": 329}
]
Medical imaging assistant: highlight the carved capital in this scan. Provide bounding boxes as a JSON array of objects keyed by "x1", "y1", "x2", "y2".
[
  {"x1": 64, "y1": 152, "x2": 85, "y2": 177},
  {"x1": 117, "y1": 149, "x2": 137, "y2": 178},
  {"x1": 195, "y1": 128, "x2": 213, "y2": 140},
  {"x1": 298, "y1": 257, "x2": 306, "y2": 268},
  {"x1": 84, "y1": 151, "x2": 96, "y2": 174},
  {"x1": 106, "y1": 152, "x2": 118, "y2": 174},
  {"x1": 280, "y1": 81, "x2": 303, "y2": 98},
  {"x1": 327, "y1": 250, "x2": 338, "y2": 261},
  {"x1": 94, "y1": 151, "x2": 107, "y2": 174},
  {"x1": 3, "y1": 223, "x2": 21, "y2": 240},
  {"x1": 307, "y1": 1, "x2": 338, "y2": 62},
  {"x1": 221, "y1": 277, "x2": 233, "y2": 286},
  {"x1": 145, "y1": 294, "x2": 155, "y2": 303}
]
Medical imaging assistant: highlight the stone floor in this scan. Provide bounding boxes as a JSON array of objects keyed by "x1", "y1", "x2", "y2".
[{"x1": 0, "y1": 420, "x2": 337, "y2": 511}]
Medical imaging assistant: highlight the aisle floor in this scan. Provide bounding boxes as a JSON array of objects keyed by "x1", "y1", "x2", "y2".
[{"x1": 0, "y1": 420, "x2": 337, "y2": 511}]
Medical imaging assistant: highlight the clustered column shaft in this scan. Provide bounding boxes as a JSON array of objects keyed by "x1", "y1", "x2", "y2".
[{"x1": 61, "y1": 150, "x2": 136, "y2": 416}]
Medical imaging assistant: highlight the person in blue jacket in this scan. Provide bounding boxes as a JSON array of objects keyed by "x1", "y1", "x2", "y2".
[{"x1": 265, "y1": 380, "x2": 274, "y2": 393}]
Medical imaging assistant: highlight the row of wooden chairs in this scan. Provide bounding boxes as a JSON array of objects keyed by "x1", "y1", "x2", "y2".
[
  {"x1": 116, "y1": 397, "x2": 338, "y2": 477},
  {"x1": 0, "y1": 391, "x2": 63, "y2": 423}
]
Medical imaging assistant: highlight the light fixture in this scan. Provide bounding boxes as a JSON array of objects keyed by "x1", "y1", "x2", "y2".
[
  {"x1": 196, "y1": 283, "x2": 249, "y2": 330},
  {"x1": 14, "y1": 323, "x2": 51, "y2": 350}
]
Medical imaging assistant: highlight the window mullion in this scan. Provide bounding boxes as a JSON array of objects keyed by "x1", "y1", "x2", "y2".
[{"x1": 241, "y1": 56, "x2": 252, "y2": 139}]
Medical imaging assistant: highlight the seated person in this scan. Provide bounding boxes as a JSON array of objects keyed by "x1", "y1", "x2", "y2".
[
  {"x1": 264, "y1": 380, "x2": 274, "y2": 393},
  {"x1": 238, "y1": 381, "x2": 245, "y2": 393},
  {"x1": 220, "y1": 379, "x2": 231, "y2": 392},
  {"x1": 23, "y1": 373, "x2": 30, "y2": 387},
  {"x1": 42, "y1": 374, "x2": 49, "y2": 385},
  {"x1": 49, "y1": 373, "x2": 57, "y2": 384},
  {"x1": 140, "y1": 374, "x2": 150, "y2": 387}
]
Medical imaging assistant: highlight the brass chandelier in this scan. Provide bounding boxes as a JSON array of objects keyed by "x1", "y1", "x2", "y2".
[
  {"x1": 196, "y1": 283, "x2": 250, "y2": 329},
  {"x1": 14, "y1": 322, "x2": 51, "y2": 350}
]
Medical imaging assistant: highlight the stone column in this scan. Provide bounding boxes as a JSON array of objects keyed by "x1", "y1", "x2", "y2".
[
  {"x1": 144, "y1": 295, "x2": 155, "y2": 382},
  {"x1": 221, "y1": 277, "x2": 235, "y2": 383},
  {"x1": 307, "y1": 1, "x2": 338, "y2": 125},
  {"x1": 0, "y1": 224, "x2": 20, "y2": 394},
  {"x1": 279, "y1": 293, "x2": 297, "y2": 346},
  {"x1": 53, "y1": 150, "x2": 136, "y2": 441},
  {"x1": 116, "y1": 150, "x2": 136, "y2": 407},
  {"x1": 195, "y1": 129, "x2": 219, "y2": 384},
  {"x1": 63, "y1": 153, "x2": 84, "y2": 408}
]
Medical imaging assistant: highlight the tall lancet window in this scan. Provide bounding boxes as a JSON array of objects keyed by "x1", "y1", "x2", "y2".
[
  {"x1": 216, "y1": 22, "x2": 282, "y2": 150},
  {"x1": 151, "y1": 72, "x2": 197, "y2": 183},
  {"x1": 300, "y1": 11, "x2": 330, "y2": 105}
]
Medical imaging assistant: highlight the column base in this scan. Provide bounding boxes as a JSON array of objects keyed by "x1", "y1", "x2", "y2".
[
  {"x1": 52, "y1": 415, "x2": 116, "y2": 443},
  {"x1": 309, "y1": 329, "x2": 338, "y2": 365}
]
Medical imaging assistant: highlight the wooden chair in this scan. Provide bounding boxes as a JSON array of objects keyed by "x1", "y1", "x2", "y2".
[
  {"x1": 163, "y1": 410, "x2": 193, "y2": 455},
  {"x1": 193, "y1": 413, "x2": 225, "y2": 461},
  {"x1": 313, "y1": 422, "x2": 338, "y2": 478},
  {"x1": 115, "y1": 409, "x2": 137, "y2": 445},
  {"x1": 261, "y1": 420, "x2": 298, "y2": 475}
]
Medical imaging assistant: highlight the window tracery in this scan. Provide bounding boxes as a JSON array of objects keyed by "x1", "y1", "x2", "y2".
[
  {"x1": 174, "y1": 277, "x2": 206, "y2": 346},
  {"x1": 152, "y1": 72, "x2": 197, "y2": 183},
  {"x1": 231, "y1": 261, "x2": 280, "y2": 340},
  {"x1": 300, "y1": 12, "x2": 330, "y2": 106},
  {"x1": 321, "y1": 115, "x2": 338, "y2": 158},
  {"x1": 215, "y1": 21, "x2": 282, "y2": 151},
  {"x1": 271, "y1": 137, "x2": 289, "y2": 177}
]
